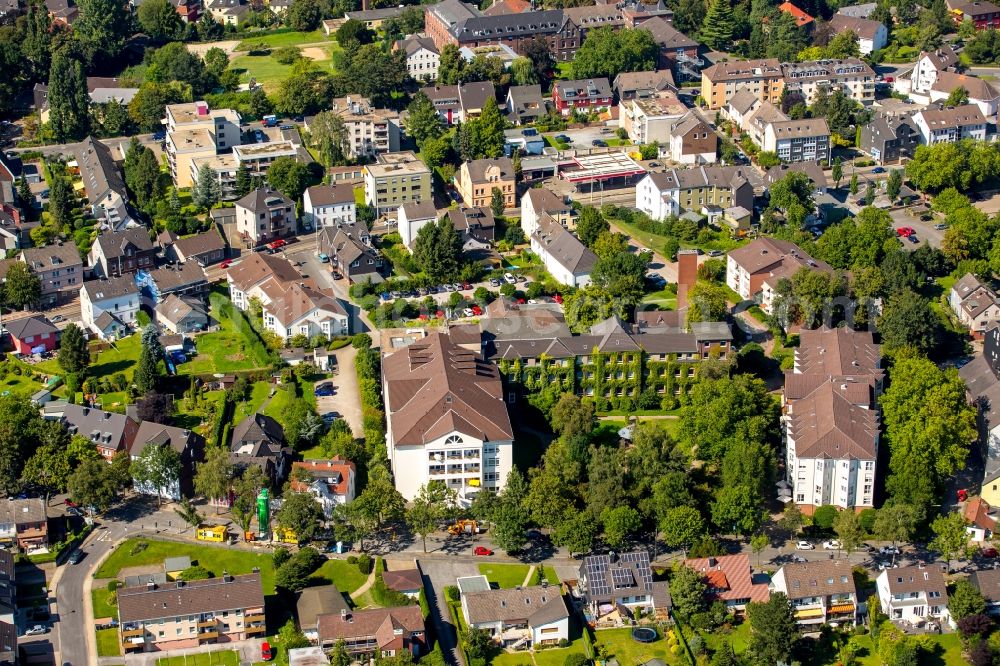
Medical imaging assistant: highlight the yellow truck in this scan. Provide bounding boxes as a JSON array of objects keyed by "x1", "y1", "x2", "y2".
[{"x1": 195, "y1": 524, "x2": 228, "y2": 542}]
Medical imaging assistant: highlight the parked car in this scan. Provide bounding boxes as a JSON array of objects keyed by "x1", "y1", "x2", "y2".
[
  {"x1": 648, "y1": 162, "x2": 661, "y2": 168},
  {"x1": 708, "y1": 250, "x2": 724, "y2": 257},
  {"x1": 474, "y1": 546, "x2": 493, "y2": 556},
  {"x1": 934, "y1": 223, "x2": 948, "y2": 230},
  {"x1": 907, "y1": 234, "x2": 919, "y2": 244},
  {"x1": 318, "y1": 253, "x2": 330, "y2": 263},
  {"x1": 879, "y1": 545, "x2": 900, "y2": 555},
  {"x1": 471, "y1": 305, "x2": 482, "y2": 316},
  {"x1": 489, "y1": 278, "x2": 502, "y2": 287},
  {"x1": 64, "y1": 499, "x2": 78, "y2": 507},
  {"x1": 220, "y1": 259, "x2": 233, "y2": 269},
  {"x1": 503, "y1": 273, "x2": 517, "y2": 284},
  {"x1": 983, "y1": 547, "x2": 999, "y2": 558},
  {"x1": 66, "y1": 507, "x2": 82, "y2": 517},
  {"x1": 822, "y1": 540, "x2": 841, "y2": 550},
  {"x1": 315, "y1": 383, "x2": 335, "y2": 397},
  {"x1": 50, "y1": 315, "x2": 64, "y2": 323},
  {"x1": 795, "y1": 540, "x2": 815, "y2": 550},
  {"x1": 261, "y1": 642, "x2": 273, "y2": 661},
  {"x1": 554, "y1": 134, "x2": 571, "y2": 143},
  {"x1": 25, "y1": 625, "x2": 48, "y2": 636},
  {"x1": 592, "y1": 139, "x2": 607, "y2": 147},
  {"x1": 462, "y1": 308, "x2": 475, "y2": 318},
  {"x1": 792, "y1": 555, "x2": 807, "y2": 563},
  {"x1": 872, "y1": 166, "x2": 886, "y2": 174},
  {"x1": 895, "y1": 227, "x2": 915, "y2": 237}
]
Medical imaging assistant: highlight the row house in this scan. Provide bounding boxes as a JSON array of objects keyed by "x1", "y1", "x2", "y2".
[
  {"x1": 783, "y1": 328, "x2": 882, "y2": 513},
  {"x1": 49, "y1": 403, "x2": 140, "y2": 460},
  {"x1": 913, "y1": 104, "x2": 988, "y2": 144},
  {"x1": 234, "y1": 188, "x2": 296, "y2": 248},
  {"x1": 875, "y1": 564, "x2": 951, "y2": 627},
  {"x1": 663, "y1": 113, "x2": 718, "y2": 165},
  {"x1": 455, "y1": 158, "x2": 516, "y2": 209},
  {"x1": 0, "y1": 500, "x2": 47, "y2": 552},
  {"x1": 89, "y1": 227, "x2": 156, "y2": 279},
  {"x1": 948, "y1": 0, "x2": 1000, "y2": 29},
  {"x1": 552, "y1": 78, "x2": 613, "y2": 115},
  {"x1": 636, "y1": 166, "x2": 753, "y2": 222},
  {"x1": 949, "y1": 273, "x2": 1000, "y2": 337},
  {"x1": 780, "y1": 58, "x2": 876, "y2": 106},
  {"x1": 770, "y1": 560, "x2": 858, "y2": 627},
  {"x1": 119, "y1": 573, "x2": 265, "y2": 653},
  {"x1": 421, "y1": 82, "x2": 497, "y2": 125},
  {"x1": 613, "y1": 70, "x2": 676, "y2": 102},
  {"x1": 20, "y1": 243, "x2": 83, "y2": 307},
  {"x1": 81, "y1": 275, "x2": 140, "y2": 341},
  {"x1": 329, "y1": 96, "x2": 402, "y2": 159},
  {"x1": 579, "y1": 551, "x2": 672, "y2": 623},
  {"x1": 363, "y1": 152, "x2": 433, "y2": 216},
  {"x1": 962, "y1": 330, "x2": 1000, "y2": 534},
  {"x1": 726, "y1": 238, "x2": 833, "y2": 314},
  {"x1": 160, "y1": 228, "x2": 227, "y2": 267}
]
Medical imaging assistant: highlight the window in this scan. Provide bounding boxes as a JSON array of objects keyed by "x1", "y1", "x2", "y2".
[{"x1": 445, "y1": 435, "x2": 464, "y2": 445}]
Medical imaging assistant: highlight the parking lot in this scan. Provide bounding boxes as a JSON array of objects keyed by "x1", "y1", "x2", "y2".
[
  {"x1": 888, "y1": 205, "x2": 945, "y2": 249},
  {"x1": 314, "y1": 346, "x2": 363, "y2": 438}
]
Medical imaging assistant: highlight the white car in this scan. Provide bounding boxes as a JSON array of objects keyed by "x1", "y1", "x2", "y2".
[
  {"x1": 503, "y1": 273, "x2": 517, "y2": 284},
  {"x1": 823, "y1": 540, "x2": 841, "y2": 550},
  {"x1": 880, "y1": 545, "x2": 900, "y2": 555},
  {"x1": 462, "y1": 308, "x2": 474, "y2": 318},
  {"x1": 795, "y1": 540, "x2": 814, "y2": 550},
  {"x1": 24, "y1": 625, "x2": 48, "y2": 636}
]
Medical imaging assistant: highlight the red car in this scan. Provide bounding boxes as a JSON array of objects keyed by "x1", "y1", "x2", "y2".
[
  {"x1": 267, "y1": 239, "x2": 287, "y2": 250},
  {"x1": 959, "y1": 489, "x2": 969, "y2": 502},
  {"x1": 471, "y1": 305, "x2": 482, "y2": 316},
  {"x1": 261, "y1": 641, "x2": 273, "y2": 661},
  {"x1": 63, "y1": 499, "x2": 78, "y2": 508},
  {"x1": 554, "y1": 294, "x2": 563, "y2": 304},
  {"x1": 435, "y1": 310, "x2": 445, "y2": 319},
  {"x1": 219, "y1": 259, "x2": 233, "y2": 269},
  {"x1": 474, "y1": 546, "x2": 493, "y2": 556},
  {"x1": 462, "y1": 282, "x2": 472, "y2": 290},
  {"x1": 984, "y1": 548, "x2": 999, "y2": 558},
  {"x1": 896, "y1": 227, "x2": 915, "y2": 237}
]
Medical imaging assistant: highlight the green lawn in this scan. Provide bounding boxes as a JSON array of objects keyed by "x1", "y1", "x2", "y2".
[
  {"x1": 541, "y1": 566, "x2": 560, "y2": 584},
  {"x1": 232, "y1": 42, "x2": 341, "y2": 92},
  {"x1": 353, "y1": 186, "x2": 366, "y2": 205},
  {"x1": 309, "y1": 559, "x2": 369, "y2": 594},
  {"x1": 605, "y1": 138, "x2": 632, "y2": 147},
  {"x1": 492, "y1": 637, "x2": 589, "y2": 666},
  {"x1": 234, "y1": 29, "x2": 327, "y2": 50},
  {"x1": 554, "y1": 62, "x2": 573, "y2": 79},
  {"x1": 0, "y1": 368, "x2": 46, "y2": 396},
  {"x1": 181, "y1": 301, "x2": 271, "y2": 375},
  {"x1": 90, "y1": 335, "x2": 143, "y2": 379},
  {"x1": 701, "y1": 622, "x2": 750, "y2": 656},
  {"x1": 232, "y1": 381, "x2": 272, "y2": 423},
  {"x1": 95, "y1": 539, "x2": 277, "y2": 594},
  {"x1": 478, "y1": 563, "x2": 530, "y2": 589},
  {"x1": 593, "y1": 627, "x2": 680, "y2": 666},
  {"x1": 157, "y1": 651, "x2": 240, "y2": 666},
  {"x1": 641, "y1": 288, "x2": 677, "y2": 309},
  {"x1": 95, "y1": 628, "x2": 121, "y2": 657},
  {"x1": 609, "y1": 217, "x2": 745, "y2": 256},
  {"x1": 92, "y1": 588, "x2": 117, "y2": 619},
  {"x1": 263, "y1": 377, "x2": 316, "y2": 424}
]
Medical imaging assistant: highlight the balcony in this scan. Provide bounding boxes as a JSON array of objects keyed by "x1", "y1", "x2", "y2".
[
  {"x1": 245, "y1": 611, "x2": 265, "y2": 623},
  {"x1": 198, "y1": 619, "x2": 217, "y2": 628},
  {"x1": 121, "y1": 627, "x2": 144, "y2": 638},
  {"x1": 198, "y1": 630, "x2": 219, "y2": 641},
  {"x1": 246, "y1": 624, "x2": 267, "y2": 636}
]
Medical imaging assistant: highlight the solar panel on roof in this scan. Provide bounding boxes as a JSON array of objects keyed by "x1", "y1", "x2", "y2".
[{"x1": 611, "y1": 568, "x2": 635, "y2": 588}]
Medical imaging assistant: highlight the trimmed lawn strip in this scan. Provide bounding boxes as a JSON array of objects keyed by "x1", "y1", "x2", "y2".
[
  {"x1": 232, "y1": 381, "x2": 272, "y2": 424},
  {"x1": 94, "y1": 538, "x2": 277, "y2": 594},
  {"x1": 309, "y1": 559, "x2": 368, "y2": 594},
  {"x1": 96, "y1": 628, "x2": 121, "y2": 657},
  {"x1": 92, "y1": 587, "x2": 117, "y2": 619},
  {"x1": 478, "y1": 563, "x2": 530, "y2": 589},
  {"x1": 156, "y1": 651, "x2": 240, "y2": 666},
  {"x1": 593, "y1": 627, "x2": 680, "y2": 665},
  {"x1": 234, "y1": 29, "x2": 326, "y2": 49},
  {"x1": 541, "y1": 566, "x2": 560, "y2": 584}
]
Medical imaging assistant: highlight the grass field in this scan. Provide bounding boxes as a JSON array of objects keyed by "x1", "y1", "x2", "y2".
[
  {"x1": 492, "y1": 636, "x2": 589, "y2": 666},
  {"x1": 0, "y1": 368, "x2": 46, "y2": 396},
  {"x1": 593, "y1": 627, "x2": 680, "y2": 666},
  {"x1": 181, "y1": 303, "x2": 274, "y2": 375},
  {"x1": 95, "y1": 539, "x2": 278, "y2": 594},
  {"x1": 609, "y1": 217, "x2": 745, "y2": 256},
  {"x1": 235, "y1": 29, "x2": 326, "y2": 50},
  {"x1": 541, "y1": 565, "x2": 560, "y2": 584},
  {"x1": 233, "y1": 381, "x2": 272, "y2": 423},
  {"x1": 92, "y1": 588, "x2": 117, "y2": 619},
  {"x1": 96, "y1": 628, "x2": 121, "y2": 657},
  {"x1": 309, "y1": 559, "x2": 369, "y2": 593},
  {"x1": 641, "y1": 287, "x2": 677, "y2": 309},
  {"x1": 156, "y1": 651, "x2": 240, "y2": 666},
  {"x1": 478, "y1": 563, "x2": 530, "y2": 589},
  {"x1": 232, "y1": 42, "x2": 341, "y2": 92}
]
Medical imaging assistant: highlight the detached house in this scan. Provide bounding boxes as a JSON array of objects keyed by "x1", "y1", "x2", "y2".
[
  {"x1": 304, "y1": 185, "x2": 356, "y2": 229},
  {"x1": 161, "y1": 229, "x2": 227, "y2": 267},
  {"x1": 726, "y1": 238, "x2": 833, "y2": 314},
  {"x1": 316, "y1": 606, "x2": 424, "y2": 656},
  {"x1": 770, "y1": 559, "x2": 858, "y2": 627},
  {"x1": 860, "y1": 113, "x2": 920, "y2": 164},
  {"x1": 231, "y1": 413, "x2": 291, "y2": 484},
  {"x1": 398, "y1": 201, "x2": 439, "y2": 250},
  {"x1": 0, "y1": 500, "x2": 47, "y2": 552},
  {"x1": 226, "y1": 252, "x2": 301, "y2": 311},
  {"x1": 318, "y1": 224, "x2": 385, "y2": 284},
  {"x1": 455, "y1": 158, "x2": 516, "y2": 210},
  {"x1": 521, "y1": 189, "x2": 573, "y2": 237},
  {"x1": 909, "y1": 46, "x2": 959, "y2": 94},
  {"x1": 969, "y1": 569, "x2": 1000, "y2": 616},
  {"x1": 949, "y1": 273, "x2": 1000, "y2": 337},
  {"x1": 579, "y1": 551, "x2": 672, "y2": 624},
  {"x1": 5, "y1": 316, "x2": 59, "y2": 355},
  {"x1": 81, "y1": 276, "x2": 140, "y2": 340},
  {"x1": 421, "y1": 82, "x2": 497, "y2": 125},
  {"x1": 529, "y1": 213, "x2": 597, "y2": 288},
  {"x1": 828, "y1": 14, "x2": 887, "y2": 54},
  {"x1": 396, "y1": 35, "x2": 440, "y2": 81},
  {"x1": 682, "y1": 553, "x2": 771, "y2": 615},
  {"x1": 89, "y1": 227, "x2": 156, "y2": 279},
  {"x1": 21, "y1": 243, "x2": 83, "y2": 307},
  {"x1": 552, "y1": 78, "x2": 613, "y2": 115},
  {"x1": 461, "y1": 582, "x2": 570, "y2": 649},
  {"x1": 506, "y1": 85, "x2": 546, "y2": 125},
  {"x1": 261, "y1": 282, "x2": 349, "y2": 342},
  {"x1": 130, "y1": 421, "x2": 204, "y2": 501},
  {"x1": 235, "y1": 188, "x2": 296, "y2": 247},
  {"x1": 290, "y1": 458, "x2": 357, "y2": 518},
  {"x1": 876, "y1": 564, "x2": 951, "y2": 627}
]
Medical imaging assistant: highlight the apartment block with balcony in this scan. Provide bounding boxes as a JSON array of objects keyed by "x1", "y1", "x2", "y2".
[
  {"x1": 235, "y1": 188, "x2": 296, "y2": 247},
  {"x1": 700, "y1": 58, "x2": 784, "y2": 110},
  {"x1": 913, "y1": 104, "x2": 988, "y2": 144},
  {"x1": 330, "y1": 96, "x2": 401, "y2": 159},
  {"x1": 163, "y1": 101, "x2": 242, "y2": 189},
  {"x1": 118, "y1": 572, "x2": 266, "y2": 653},
  {"x1": 363, "y1": 152, "x2": 433, "y2": 216},
  {"x1": 770, "y1": 560, "x2": 859, "y2": 627},
  {"x1": 231, "y1": 141, "x2": 299, "y2": 179},
  {"x1": 619, "y1": 92, "x2": 687, "y2": 145},
  {"x1": 780, "y1": 58, "x2": 876, "y2": 106},
  {"x1": 876, "y1": 564, "x2": 951, "y2": 627}
]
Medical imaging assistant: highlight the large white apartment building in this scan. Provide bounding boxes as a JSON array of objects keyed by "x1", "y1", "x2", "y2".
[
  {"x1": 329, "y1": 96, "x2": 402, "y2": 159},
  {"x1": 783, "y1": 328, "x2": 882, "y2": 514},
  {"x1": 781, "y1": 58, "x2": 876, "y2": 106},
  {"x1": 164, "y1": 101, "x2": 242, "y2": 188},
  {"x1": 382, "y1": 330, "x2": 514, "y2": 503}
]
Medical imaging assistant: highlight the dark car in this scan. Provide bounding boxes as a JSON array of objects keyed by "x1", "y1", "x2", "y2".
[
  {"x1": 554, "y1": 134, "x2": 571, "y2": 143},
  {"x1": 592, "y1": 139, "x2": 607, "y2": 147},
  {"x1": 872, "y1": 166, "x2": 886, "y2": 174},
  {"x1": 152, "y1": 131, "x2": 166, "y2": 141},
  {"x1": 68, "y1": 550, "x2": 83, "y2": 565},
  {"x1": 315, "y1": 383, "x2": 335, "y2": 397}
]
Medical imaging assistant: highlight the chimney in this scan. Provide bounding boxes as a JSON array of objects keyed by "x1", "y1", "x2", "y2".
[
  {"x1": 146, "y1": 581, "x2": 157, "y2": 591},
  {"x1": 708, "y1": 557, "x2": 717, "y2": 567},
  {"x1": 676, "y1": 249, "x2": 699, "y2": 311}
]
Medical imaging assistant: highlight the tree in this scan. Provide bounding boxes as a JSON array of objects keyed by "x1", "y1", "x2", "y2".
[
  {"x1": 473, "y1": 97, "x2": 506, "y2": 159},
  {"x1": 600, "y1": 505, "x2": 641, "y2": 549},
  {"x1": 873, "y1": 503, "x2": 921, "y2": 557},
  {"x1": 660, "y1": 506, "x2": 706, "y2": 554},
  {"x1": 272, "y1": 62, "x2": 335, "y2": 117},
  {"x1": 686, "y1": 281, "x2": 728, "y2": 326},
  {"x1": 463, "y1": 628, "x2": 493, "y2": 660},
  {"x1": 832, "y1": 157, "x2": 843, "y2": 188},
  {"x1": 491, "y1": 469, "x2": 530, "y2": 554},
  {"x1": 833, "y1": 509, "x2": 864, "y2": 556},
  {"x1": 136, "y1": 392, "x2": 171, "y2": 424},
  {"x1": 813, "y1": 505, "x2": 839, "y2": 530},
  {"x1": 576, "y1": 206, "x2": 609, "y2": 247},
  {"x1": 134, "y1": 345, "x2": 159, "y2": 395},
  {"x1": 192, "y1": 163, "x2": 221, "y2": 211},
  {"x1": 48, "y1": 50, "x2": 90, "y2": 142},
  {"x1": 510, "y1": 57, "x2": 537, "y2": 86},
  {"x1": 886, "y1": 169, "x2": 903, "y2": 202},
  {"x1": 700, "y1": 0, "x2": 734, "y2": 50},
  {"x1": 22, "y1": 0, "x2": 53, "y2": 80},
  {"x1": 235, "y1": 164, "x2": 253, "y2": 198},
  {"x1": 21, "y1": 431, "x2": 71, "y2": 503},
  {"x1": 203, "y1": 47, "x2": 229, "y2": 79},
  {"x1": 335, "y1": 19, "x2": 374, "y2": 48},
  {"x1": 194, "y1": 446, "x2": 234, "y2": 512},
  {"x1": 337, "y1": 45, "x2": 407, "y2": 105},
  {"x1": 746, "y1": 592, "x2": 797, "y2": 666},
  {"x1": 58, "y1": 324, "x2": 90, "y2": 375},
  {"x1": 131, "y1": 443, "x2": 182, "y2": 505},
  {"x1": 404, "y1": 92, "x2": 443, "y2": 147},
  {"x1": 572, "y1": 26, "x2": 659, "y2": 80},
  {"x1": 877, "y1": 289, "x2": 942, "y2": 355},
  {"x1": 950, "y1": 580, "x2": 987, "y2": 621},
  {"x1": 73, "y1": 0, "x2": 130, "y2": 65},
  {"x1": 669, "y1": 564, "x2": 708, "y2": 619},
  {"x1": 930, "y1": 511, "x2": 971, "y2": 571},
  {"x1": 552, "y1": 512, "x2": 597, "y2": 556},
  {"x1": 849, "y1": 173, "x2": 859, "y2": 196},
  {"x1": 68, "y1": 458, "x2": 117, "y2": 511},
  {"x1": 275, "y1": 547, "x2": 325, "y2": 592},
  {"x1": 138, "y1": 0, "x2": 182, "y2": 40},
  {"x1": 348, "y1": 466, "x2": 406, "y2": 548},
  {"x1": 750, "y1": 533, "x2": 769, "y2": 566},
  {"x1": 308, "y1": 110, "x2": 349, "y2": 167},
  {"x1": 412, "y1": 217, "x2": 463, "y2": 282},
  {"x1": 124, "y1": 138, "x2": 162, "y2": 211},
  {"x1": 946, "y1": 86, "x2": 970, "y2": 106},
  {"x1": 276, "y1": 618, "x2": 310, "y2": 653},
  {"x1": 276, "y1": 492, "x2": 323, "y2": 541},
  {"x1": 267, "y1": 157, "x2": 312, "y2": 202},
  {"x1": 522, "y1": 36, "x2": 555, "y2": 84},
  {"x1": 407, "y1": 481, "x2": 455, "y2": 553},
  {"x1": 3, "y1": 262, "x2": 40, "y2": 310},
  {"x1": 287, "y1": 0, "x2": 321, "y2": 31},
  {"x1": 712, "y1": 484, "x2": 765, "y2": 536}
]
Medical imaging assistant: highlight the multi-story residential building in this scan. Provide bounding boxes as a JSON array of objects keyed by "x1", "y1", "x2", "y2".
[
  {"x1": 700, "y1": 58, "x2": 784, "y2": 110},
  {"x1": 762, "y1": 117, "x2": 831, "y2": 163},
  {"x1": 261, "y1": 282, "x2": 349, "y2": 342},
  {"x1": 489, "y1": 314, "x2": 733, "y2": 407},
  {"x1": 75, "y1": 136, "x2": 136, "y2": 230},
  {"x1": 329, "y1": 96, "x2": 402, "y2": 159},
  {"x1": 875, "y1": 564, "x2": 951, "y2": 626},
  {"x1": 426, "y1": 2, "x2": 581, "y2": 61},
  {"x1": 860, "y1": 113, "x2": 921, "y2": 164},
  {"x1": 204, "y1": 0, "x2": 249, "y2": 25},
  {"x1": 562, "y1": 1, "x2": 672, "y2": 36},
  {"x1": 455, "y1": 158, "x2": 516, "y2": 209},
  {"x1": 118, "y1": 573, "x2": 265, "y2": 653},
  {"x1": 364, "y1": 152, "x2": 433, "y2": 216},
  {"x1": 640, "y1": 16, "x2": 699, "y2": 76},
  {"x1": 529, "y1": 213, "x2": 596, "y2": 288},
  {"x1": 89, "y1": 227, "x2": 156, "y2": 279},
  {"x1": 424, "y1": 0, "x2": 481, "y2": 52},
  {"x1": 318, "y1": 224, "x2": 385, "y2": 284},
  {"x1": 613, "y1": 70, "x2": 676, "y2": 101},
  {"x1": 50, "y1": 403, "x2": 139, "y2": 460},
  {"x1": 928, "y1": 71, "x2": 1000, "y2": 117},
  {"x1": 949, "y1": 273, "x2": 1000, "y2": 337},
  {"x1": 770, "y1": 560, "x2": 858, "y2": 627},
  {"x1": 784, "y1": 328, "x2": 882, "y2": 513},
  {"x1": 189, "y1": 153, "x2": 239, "y2": 200},
  {"x1": 579, "y1": 552, "x2": 672, "y2": 624},
  {"x1": 636, "y1": 166, "x2": 754, "y2": 221},
  {"x1": 164, "y1": 101, "x2": 242, "y2": 188},
  {"x1": 20, "y1": 243, "x2": 83, "y2": 307},
  {"x1": 130, "y1": 421, "x2": 204, "y2": 500},
  {"x1": 226, "y1": 252, "x2": 301, "y2": 311},
  {"x1": 664, "y1": 113, "x2": 718, "y2": 164},
  {"x1": 421, "y1": 82, "x2": 497, "y2": 125},
  {"x1": 382, "y1": 330, "x2": 514, "y2": 502},
  {"x1": 726, "y1": 238, "x2": 833, "y2": 314},
  {"x1": 682, "y1": 554, "x2": 770, "y2": 615},
  {"x1": 0, "y1": 500, "x2": 47, "y2": 552},
  {"x1": 948, "y1": 0, "x2": 1000, "y2": 29},
  {"x1": 552, "y1": 78, "x2": 613, "y2": 115},
  {"x1": 229, "y1": 141, "x2": 299, "y2": 182},
  {"x1": 290, "y1": 458, "x2": 357, "y2": 518},
  {"x1": 316, "y1": 606, "x2": 425, "y2": 656},
  {"x1": 913, "y1": 104, "x2": 987, "y2": 143},
  {"x1": 620, "y1": 91, "x2": 687, "y2": 144},
  {"x1": 395, "y1": 35, "x2": 440, "y2": 81},
  {"x1": 5, "y1": 316, "x2": 59, "y2": 356},
  {"x1": 828, "y1": 14, "x2": 888, "y2": 54},
  {"x1": 304, "y1": 185, "x2": 356, "y2": 229},
  {"x1": 781, "y1": 59, "x2": 876, "y2": 106},
  {"x1": 231, "y1": 413, "x2": 291, "y2": 485},
  {"x1": 521, "y1": 189, "x2": 573, "y2": 237},
  {"x1": 235, "y1": 188, "x2": 296, "y2": 247},
  {"x1": 461, "y1": 582, "x2": 570, "y2": 648},
  {"x1": 447, "y1": 207, "x2": 496, "y2": 247},
  {"x1": 81, "y1": 276, "x2": 140, "y2": 341},
  {"x1": 161, "y1": 229, "x2": 227, "y2": 267},
  {"x1": 909, "y1": 46, "x2": 959, "y2": 94},
  {"x1": 398, "y1": 201, "x2": 439, "y2": 250}
]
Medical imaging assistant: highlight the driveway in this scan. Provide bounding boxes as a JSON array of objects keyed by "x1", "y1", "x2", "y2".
[
  {"x1": 315, "y1": 346, "x2": 363, "y2": 438},
  {"x1": 418, "y1": 559, "x2": 482, "y2": 666}
]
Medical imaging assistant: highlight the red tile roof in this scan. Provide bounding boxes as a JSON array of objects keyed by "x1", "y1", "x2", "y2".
[
  {"x1": 779, "y1": 1, "x2": 815, "y2": 25},
  {"x1": 965, "y1": 496, "x2": 997, "y2": 531},
  {"x1": 683, "y1": 553, "x2": 770, "y2": 604}
]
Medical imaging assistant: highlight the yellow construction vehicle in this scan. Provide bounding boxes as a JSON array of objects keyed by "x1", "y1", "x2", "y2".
[
  {"x1": 196, "y1": 524, "x2": 228, "y2": 542},
  {"x1": 448, "y1": 519, "x2": 479, "y2": 536}
]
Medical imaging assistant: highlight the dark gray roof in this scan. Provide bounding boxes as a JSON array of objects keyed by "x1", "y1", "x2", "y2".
[
  {"x1": 82, "y1": 275, "x2": 138, "y2": 302},
  {"x1": 118, "y1": 573, "x2": 264, "y2": 623},
  {"x1": 131, "y1": 421, "x2": 201, "y2": 458},
  {"x1": 76, "y1": 136, "x2": 127, "y2": 202},
  {"x1": 231, "y1": 413, "x2": 287, "y2": 456},
  {"x1": 580, "y1": 551, "x2": 657, "y2": 603},
  {"x1": 531, "y1": 213, "x2": 596, "y2": 275},
  {"x1": 5, "y1": 315, "x2": 58, "y2": 340},
  {"x1": 55, "y1": 403, "x2": 137, "y2": 450},
  {"x1": 451, "y1": 9, "x2": 565, "y2": 40},
  {"x1": 236, "y1": 188, "x2": 293, "y2": 214},
  {"x1": 94, "y1": 227, "x2": 154, "y2": 260}
]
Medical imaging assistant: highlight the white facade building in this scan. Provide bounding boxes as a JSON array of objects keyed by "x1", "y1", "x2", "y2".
[
  {"x1": 876, "y1": 565, "x2": 951, "y2": 627},
  {"x1": 303, "y1": 185, "x2": 357, "y2": 229},
  {"x1": 80, "y1": 276, "x2": 140, "y2": 340},
  {"x1": 460, "y1": 581, "x2": 570, "y2": 649},
  {"x1": 529, "y1": 213, "x2": 596, "y2": 288},
  {"x1": 261, "y1": 282, "x2": 349, "y2": 342},
  {"x1": 913, "y1": 104, "x2": 988, "y2": 144},
  {"x1": 909, "y1": 46, "x2": 959, "y2": 94},
  {"x1": 397, "y1": 201, "x2": 438, "y2": 250}
]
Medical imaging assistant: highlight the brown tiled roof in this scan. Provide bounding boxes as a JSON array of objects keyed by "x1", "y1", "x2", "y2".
[
  {"x1": 94, "y1": 227, "x2": 153, "y2": 260},
  {"x1": 917, "y1": 103, "x2": 986, "y2": 130},
  {"x1": 383, "y1": 331, "x2": 513, "y2": 446},
  {"x1": 828, "y1": 13, "x2": 884, "y2": 41},
  {"x1": 463, "y1": 586, "x2": 569, "y2": 627},
  {"x1": 641, "y1": 16, "x2": 698, "y2": 49},
  {"x1": 227, "y1": 253, "x2": 300, "y2": 293},
  {"x1": 263, "y1": 283, "x2": 346, "y2": 328},
  {"x1": 613, "y1": 70, "x2": 676, "y2": 96},
  {"x1": 317, "y1": 606, "x2": 424, "y2": 645},
  {"x1": 777, "y1": 559, "x2": 856, "y2": 600},
  {"x1": 970, "y1": 568, "x2": 1000, "y2": 602},
  {"x1": 306, "y1": 184, "x2": 356, "y2": 207},
  {"x1": 117, "y1": 573, "x2": 264, "y2": 623},
  {"x1": 882, "y1": 564, "x2": 948, "y2": 599},
  {"x1": 702, "y1": 58, "x2": 781, "y2": 83},
  {"x1": 795, "y1": 328, "x2": 881, "y2": 376},
  {"x1": 683, "y1": 553, "x2": 770, "y2": 604},
  {"x1": 463, "y1": 157, "x2": 515, "y2": 184},
  {"x1": 728, "y1": 237, "x2": 831, "y2": 278},
  {"x1": 786, "y1": 383, "x2": 878, "y2": 459},
  {"x1": 483, "y1": 0, "x2": 530, "y2": 16},
  {"x1": 290, "y1": 458, "x2": 355, "y2": 496},
  {"x1": 297, "y1": 585, "x2": 349, "y2": 630},
  {"x1": 381, "y1": 568, "x2": 423, "y2": 593},
  {"x1": 171, "y1": 229, "x2": 226, "y2": 260},
  {"x1": 965, "y1": 496, "x2": 997, "y2": 531}
]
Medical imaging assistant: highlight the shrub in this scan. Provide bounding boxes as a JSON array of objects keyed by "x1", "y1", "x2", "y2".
[
  {"x1": 564, "y1": 653, "x2": 589, "y2": 666},
  {"x1": 357, "y1": 553, "x2": 373, "y2": 574},
  {"x1": 445, "y1": 585, "x2": 461, "y2": 602},
  {"x1": 273, "y1": 46, "x2": 302, "y2": 64},
  {"x1": 347, "y1": 555, "x2": 358, "y2": 564},
  {"x1": 106, "y1": 580, "x2": 120, "y2": 592},
  {"x1": 273, "y1": 547, "x2": 291, "y2": 568}
]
